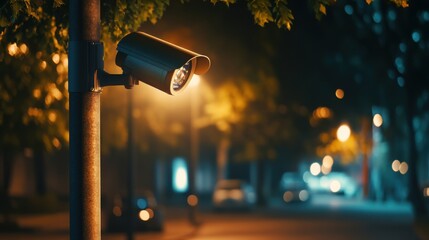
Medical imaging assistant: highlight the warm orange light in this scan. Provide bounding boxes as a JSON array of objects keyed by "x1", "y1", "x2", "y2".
[
  {"x1": 33, "y1": 89, "x2": 42, "y2": 99},
  {"x1": 424, "y1": 188, "x2": 429, "y2": 197},
  {"x1": 19, "y1": 44, "x2": 28, "y2": 54},
  {"x1": 7, "y1": 43, "x2": 19, "y2": 56},
  {"x1": 321, "y1": 165, "x2": 331, "y2": 175},
  {"x1": 113, "y1": 206, "x2": 122, "y2": 217},
  {"x1": 52, "y1": 53, "x2": 60, "y2": 64},
  {"x1": 40, "y1": 61, "x2": 47, "y2": 70},
  {"x1": 392, "y1": 160, "x2": 400, "y2": 172},
  {"x1": 139, "y1": 210, "x2": 150, "y2": 221},
  {"x1": 313, "y1": 107, "x2": 332, "y2": 119},
  {"x1": 335, "y1": 89, "x2": 344, "y2": 99},
  {"x1": 52, "y1": 138, "x2": 61, "y2": 149},
  {"x1": 283, "y1": 191, "x2": 294, "y2": 202},
  {"x1": 322, "y1": 155, "x2": 334, "y2": 168},
  {"x1": 146, "y1": 208, "x2": 154, "y2": 219},
  {"x1": 399, "y1": 162, "x2": 408, "y2": 175},
  {"x1": 337, "y1": 124, "x2": 351, "y2": 142},
  {"x1": 48, "y1": 112, "x2": 57, "y2": 123},
  {"x1": 373, "y1": 114, "x2": 383, "y2": 127},
  {"x1": 187, "y1": 194, "x2": 198, "y2": 207},
  {"x1": 189, "y1": 75, "x2": 201, "y2": 87}
]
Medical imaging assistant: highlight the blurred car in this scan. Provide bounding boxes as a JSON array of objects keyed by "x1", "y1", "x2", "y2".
[
  {"x1": 279, "y1": 172, "x2": 310, "y2": 203},
  {"x1": 212, "y1": 179, "x2": 256, "y2": 210},
  {"x1": 106, "y1": 191, "x2": 164, "y2": 232}
]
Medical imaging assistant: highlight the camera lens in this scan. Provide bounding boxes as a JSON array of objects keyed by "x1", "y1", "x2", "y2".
[{"x1": 172, "y1": 60, "x2": 192, "y2": 91}]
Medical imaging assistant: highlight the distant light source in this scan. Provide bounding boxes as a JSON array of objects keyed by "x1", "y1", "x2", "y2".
[
  {"x1": 139, "y1": 210, "x2": 150, "y2": 221},
  {"x1": 137, "y1": 198, "x2": 148, "y2": 209},
  {"x1": 7, "y1": 43, "x2": 19, "y2": 56},
  {"x1": 330, "y1": 180, "x2": 341, "y2": 193},
  {"x1": 392, "y1": 160, "x2": 400, "y2": 172},
  {"x1": 321, "y1": 165, "x2": 331, "y2": 175},
  {"x1": 299, "y1": 190, "x2": 309, "y2": 201},
  {"x1": 424, "y1": 187, "x2": 429, "y2": 197},
  {"x1": 335, "y1": 89, "x2": 344, "y2": 99},
  {"x1": 322, "y1": 155, "x2": 334, "y2": 168},
  {"x1": 283, "y1": 191, "x2": 294, "y2": 202},
  {"x1": 399, "y1": 162, "x2": 408, "y2": 175},
  {"x1": 373, "y1": 114, "x2": 383, "y2": 127},
  {"x1": 310, "y1": 162, "x2": 321, "y2": 176},
  {"x1": 113, "y1": 206, "x2": 122, "y2": 217},
  {"x1": 187, "y1": 194, "x2": 199, "y2": 207},
  {"x1": 337, "y1": 124, "x2": 351, "y2": 142},
  {"x1": 313, "y1": 107, "x2": 332, "y2": 119},
  {"x1": 172, "y1": 157, "x2": 188, "y2": 192}
]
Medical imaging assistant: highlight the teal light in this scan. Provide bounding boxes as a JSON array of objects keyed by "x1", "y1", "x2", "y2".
[{"x1": 172, "y1": 157, "x2": 188, "y2": 193}]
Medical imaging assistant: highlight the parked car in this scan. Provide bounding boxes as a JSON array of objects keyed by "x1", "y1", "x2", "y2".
[
  {"x1": 106, "y1": 191, "x2": 164, "y2": 232},
  {"x1": 212, "y1": 179, "x2": 256, "y2": 210},
  {"x1": 279, "y1": 172, "x2": 310, "y2": 203}
]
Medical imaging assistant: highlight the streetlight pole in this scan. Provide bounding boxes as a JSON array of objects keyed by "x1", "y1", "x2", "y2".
[
  {"x1": 69, "y1": 0, "x2": 101, "y2": 239},
  {"x1": 188, "y1": 76, "x2": 200, "y2": 225},
  {"x1": 126, "y1": 89, "x2": 135, "y2": 240}
]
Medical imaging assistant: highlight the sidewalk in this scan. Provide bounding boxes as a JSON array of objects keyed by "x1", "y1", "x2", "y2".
[{"x1": 1, "y1": 198, "x2": 428, "y2": 240}]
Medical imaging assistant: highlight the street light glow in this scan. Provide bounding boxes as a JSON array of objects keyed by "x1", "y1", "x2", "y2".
[
  {"x1": 399, "y1": 162, "x2": 408, "y2": 175},
  {"x1": 189, "y1": 74, "x2": 201, "y2": 87},
  {"x1": 337, "y1": 124, "x2": 351, "y2": 142},
  {"x1": 322, "y1": 155, "x2": 334, "y2": 168},
  {"x1": 392, "y1": 160, "x2": 400, "y2": 172},
  {"x1": 310, "y1": 162, "x2": 321, "y2": 176},
  {"x1": 172, "y1": 158, "x2": 188, "y2": 192},
  {"x1": 330, "y1": 180, "x2": 341, "y2": 193},
  {"x1": 335, "y1": 89, "x2": 344, "y2": 99},
  {"x1": 373, "y1": 114, "x2": 383, "y2": 127}
]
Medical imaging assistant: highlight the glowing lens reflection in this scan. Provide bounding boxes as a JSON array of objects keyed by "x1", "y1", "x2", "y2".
[{"x1": 172, "y1": 61, "x2": 192, "y2": 91}]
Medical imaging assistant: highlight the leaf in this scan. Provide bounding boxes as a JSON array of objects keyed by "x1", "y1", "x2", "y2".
[
  {"x1": 319, "y1": 4, "x2": 326, "y2": 15},
  {"x1": 247, "y1": 0, "x2": 274, "y2": 27},
  {"x1": 53, "y1": 0, "x2": 64, "y2": 8},
  {"x1": 211, "y1": 0, "x2": 236, "y2": 6},
  {"x1": 390, "y1": 0, "x2": 409, "y2": 8},
  {"x1": 273, "y1": 0, "x2": 294, "y2": 30}
]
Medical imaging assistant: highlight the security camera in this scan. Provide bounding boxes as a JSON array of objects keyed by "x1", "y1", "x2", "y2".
[{"x1": 111, "y1": 31, "x2": 210, "y2": 95}]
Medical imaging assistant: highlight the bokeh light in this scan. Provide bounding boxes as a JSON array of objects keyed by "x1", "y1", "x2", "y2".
[
  {"x1": 392, "y1": 160, "x2": 400, "y2": 172},
  {"x1": 187, "y1": 194, "x2": 199, "y2": 207},
  {"x1": 330, "y1": 180, "x2": 341, "y2": 193},
  {"x1": 139, "y1": 210, "x2": 150, "y2": 221},
  {"x1": 337, "y1": 124, "x2": 351, "y2": 142},
  {"x1": 310, "y1": 162, "x2": 321, "y2": 176},
  {"x1": 322, "y1": 155, "x2": 334, "y2": 168},
  {"x1": 373, "y1": 114, "x2": 383, "y2": 127},
  {"x1": 399, "y1": 162, "x2": 408, "y2": 175},
  {"x1": 335, "y1": 89, "x2": 344, "y2": 99}
]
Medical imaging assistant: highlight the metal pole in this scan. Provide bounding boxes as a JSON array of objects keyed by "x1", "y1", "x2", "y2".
[
  {"x1": 126, "y1": 90, "x2": 135, "y2": 240},
  {"x1": 69, "y1": 0, "x2": 101, "y2": 239},
  {"x1": 189, "y1": 86, "x2": 199, "y2": 225}
]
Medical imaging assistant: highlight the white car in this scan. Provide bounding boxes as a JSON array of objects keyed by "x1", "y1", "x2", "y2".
[{"x1": 212, "y1": 179, "x2": 256, "y2": 210}]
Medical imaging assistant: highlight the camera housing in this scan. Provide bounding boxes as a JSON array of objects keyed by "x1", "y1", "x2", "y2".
[{"x1": 115, "y1": 32, "x2": 211, "y2": 95}]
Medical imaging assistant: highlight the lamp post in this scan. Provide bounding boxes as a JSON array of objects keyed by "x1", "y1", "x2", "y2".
[
  {"x1": 68, "y1": 2, "x2": 210, "y2": 238},
  {"x1": 188, "y1": 75, "x2": 200, "y2": 225},
  {"x1": 69, "y1": 0, "x2": 101, "y2": 239},
  {"x1": 126, "y1": 89, "x2": 135, "y2": 240}
]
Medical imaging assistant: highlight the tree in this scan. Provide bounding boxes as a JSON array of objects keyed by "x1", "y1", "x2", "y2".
[
  {"x1": 0, "y1": 0, "x2": 413, "y2": 228},
  {"x1": 319, "y1": 0, "x2": 429, "y2": 214}
]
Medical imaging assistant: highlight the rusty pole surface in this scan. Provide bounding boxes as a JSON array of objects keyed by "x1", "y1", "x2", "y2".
[{"x1": 69, "y1": 0, "x2": 101, "y2": 239}]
